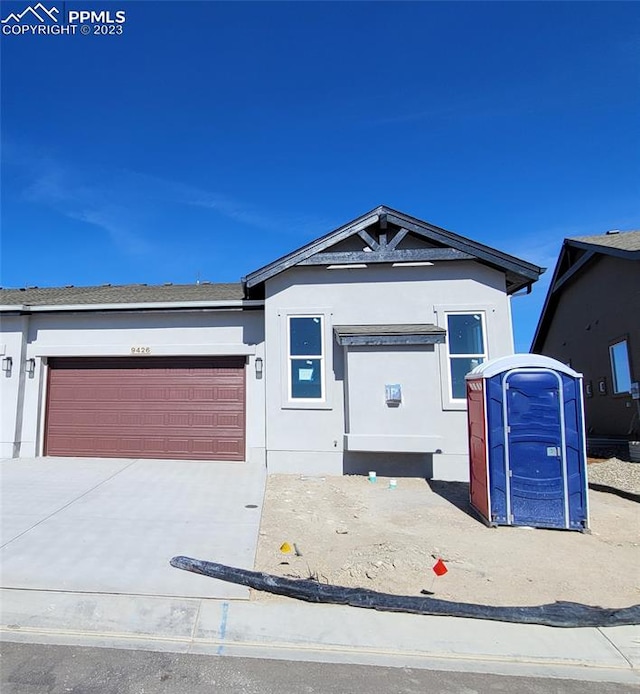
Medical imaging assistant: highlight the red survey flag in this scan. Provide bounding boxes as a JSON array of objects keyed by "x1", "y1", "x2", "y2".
[{"x1": 432, "y1": 558, "x2": 448, "y2": 576}]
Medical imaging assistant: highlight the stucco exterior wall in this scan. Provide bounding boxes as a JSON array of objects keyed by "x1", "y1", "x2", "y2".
[
  {"x1": 2, "y1": 310, "x2": 266, "y2": 462},
  {"x1": 535, "y1": 255, "x2": 640, "y2": 437},
  {"x1": 264, "y1": 261, "x2": 515, "y2": 480},
  {"x1": 0, "y1": 316, "x2": 29, "y2": 458}
]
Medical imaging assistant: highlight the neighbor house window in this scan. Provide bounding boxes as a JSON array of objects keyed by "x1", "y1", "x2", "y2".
[
  {"x1": 609, "y1": 339, "x2": 632, "y2": 394},
  {"x1": 447, "y1": 313, "x2": 486, "y2": 400},
  {"x1": 288, "y1": 316, "x2": 324, "y2": 400}
]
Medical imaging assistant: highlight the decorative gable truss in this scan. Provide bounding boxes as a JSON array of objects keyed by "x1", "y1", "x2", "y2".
[
  {"x1": 298, "y1": 218, "x2": 474, "y2": 267},
  {"x1": 243, "y1": 206, "x2": 543, "y2": 296}
]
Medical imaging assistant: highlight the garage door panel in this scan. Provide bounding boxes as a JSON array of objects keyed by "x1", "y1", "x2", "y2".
[
  {"x1": 47, "y1": 416, "x2": 244, "y2": 432},
  {"x1": 49, "y1": 388, "x2": 245, "y2": 405},
  {"x1": 45, "y1": 357, "x2": 246, "y2": 461}
]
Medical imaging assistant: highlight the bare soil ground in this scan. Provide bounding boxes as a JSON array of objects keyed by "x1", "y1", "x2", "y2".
[{"x1": 254, "y1": 462, "x2": 639, "y2": 608}]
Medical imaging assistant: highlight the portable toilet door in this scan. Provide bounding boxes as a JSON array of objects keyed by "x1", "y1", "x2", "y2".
[{"x1": 504, "y1": 368, "x2": 571, "y2": 529}]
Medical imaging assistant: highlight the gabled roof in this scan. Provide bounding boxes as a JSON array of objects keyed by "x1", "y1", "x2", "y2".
[
  {"x1": 0, "y1": 282, "x2": 247, "y2": 311},
  {"x1": 243, "y1": 205, "x2": 544, "y2": 296},
  {"x1": 531, "y1": 230, "x2": 640, "y2": 352}
]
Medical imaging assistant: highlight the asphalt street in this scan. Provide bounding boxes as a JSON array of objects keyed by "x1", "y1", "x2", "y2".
[{"x1": 1, "y1": 642, "x2": 637, "y2": 694}]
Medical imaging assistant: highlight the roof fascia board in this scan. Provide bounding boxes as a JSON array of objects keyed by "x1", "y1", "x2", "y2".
[
  {"x1": 244, "y1": 211, "x2": 381, "y2": 287},
  {"x1": 551, "y1": 250, "x2": 595, "y2": 294},
  {"x1": 0, "y1": 299, "x2": 264, "y2": 314}
]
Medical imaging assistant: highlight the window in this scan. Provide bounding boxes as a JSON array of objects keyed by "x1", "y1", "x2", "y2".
[
  {"x1": 446, "y1": 313, "x2": 486, "y2": 400},
  {"x1": 288, "y1": 316, "x2": 324, "y2": 400},
  {"x1": 609, "y1": 340, "x2": 632, "y2": 394}
]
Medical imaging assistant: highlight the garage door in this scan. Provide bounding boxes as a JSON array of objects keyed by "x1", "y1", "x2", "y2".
[{"x1": 44, "y1": 357, "x2": 246, "y2": 461}]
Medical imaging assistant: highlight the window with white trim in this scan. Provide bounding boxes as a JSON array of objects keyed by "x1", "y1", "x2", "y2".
[
  {"x1": 288, "y1": 316, "x2": 324, "y2": 400},
  {"x1": 446, "y1": 312, "x2": 486, "y2": 400},
  {"x1": 609, "y1": 339, "x2": 632, "y2": 394}
]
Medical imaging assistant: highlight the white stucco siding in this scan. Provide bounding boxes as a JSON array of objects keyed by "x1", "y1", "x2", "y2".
[
  {"x1": 0, "y1": 316, "x2": 29, "y2": 458},
  {"x1": 26, "y1": 310, "x2": 264, "y2": 356},
  {"x1": 3, "y1": 310, "x2": 266, "y2": 462},
  {"x1": 264, "y1": 262, "x2": 515, "y2": 479},
  {"x1": 345, "y1": 345, "x2": 443, "y2": 452}
]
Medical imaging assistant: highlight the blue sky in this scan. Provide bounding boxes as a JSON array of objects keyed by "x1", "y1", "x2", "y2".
[{"x1": 1, "y1": 1, "x2": 638, "y2": 350}]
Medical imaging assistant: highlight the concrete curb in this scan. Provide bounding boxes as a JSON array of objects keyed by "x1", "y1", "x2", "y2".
[{"x1": 1, "y1": 588, "x2": 638, "y2": 684}]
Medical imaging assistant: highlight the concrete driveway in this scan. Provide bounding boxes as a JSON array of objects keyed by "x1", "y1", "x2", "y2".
[{"x1": 0, "y1": 457, "x2": 266, "y2": 600}]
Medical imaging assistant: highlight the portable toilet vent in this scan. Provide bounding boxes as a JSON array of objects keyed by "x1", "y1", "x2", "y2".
[{"x1": 466, "y1": 354, "x2": 589, "y2": 531}]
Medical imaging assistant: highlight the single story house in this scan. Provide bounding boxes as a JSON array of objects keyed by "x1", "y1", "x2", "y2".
[
  {"x1": 531, "y1": 229, "x2": 640, "y2": 440},
  {"x1": 0, "y1": 206, "x2": 543, "y2": 480}
]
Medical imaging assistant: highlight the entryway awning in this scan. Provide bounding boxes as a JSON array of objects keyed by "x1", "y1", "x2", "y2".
[{"x1": 333, "y1": 324, "x2": 446, "y2": 346}]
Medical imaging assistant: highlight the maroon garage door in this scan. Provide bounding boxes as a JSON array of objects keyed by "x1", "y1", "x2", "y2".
[{"x1": 45, "y1": 357, "x2": 246, "y2": 461}]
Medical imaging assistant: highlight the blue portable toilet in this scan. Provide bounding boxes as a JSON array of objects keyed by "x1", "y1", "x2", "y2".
[{"x1": 466, "y1": 354, "x2": 589, "y2": 531}]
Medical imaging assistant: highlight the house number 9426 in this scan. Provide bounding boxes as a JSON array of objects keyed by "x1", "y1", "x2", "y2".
[{"x1": 131, "y1": 346, "x2": 151, "y2": 355}]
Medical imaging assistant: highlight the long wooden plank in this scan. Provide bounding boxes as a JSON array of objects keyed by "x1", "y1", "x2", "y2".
[{"x1": 299, "y1": 248, "x2": 473, "y2": 266}]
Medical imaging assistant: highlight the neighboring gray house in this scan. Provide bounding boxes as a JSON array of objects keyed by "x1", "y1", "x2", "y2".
[
  {"x1": 531, "y1": 229, "x2": 640, "y2": 440},
  {"x1": 0, "y1": 206, "x2": 543, "y2": 480}
]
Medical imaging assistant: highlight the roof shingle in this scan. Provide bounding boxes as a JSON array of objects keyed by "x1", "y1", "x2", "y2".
[
  {"x1": 570, "y1": 230, "x2": 640, "y2": 252},
  {"x1": 0, "y1": 282, "x2": 245, "y2": 307}
]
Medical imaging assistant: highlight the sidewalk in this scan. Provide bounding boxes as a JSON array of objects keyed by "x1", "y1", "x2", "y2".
[{"x1": 1, "y1": 588, "x2": 638, "y2": 685}]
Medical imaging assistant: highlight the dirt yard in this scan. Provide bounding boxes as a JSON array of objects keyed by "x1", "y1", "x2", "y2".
[{"x1": 254, "y1": 461, "x2": 639, "y2": 608}]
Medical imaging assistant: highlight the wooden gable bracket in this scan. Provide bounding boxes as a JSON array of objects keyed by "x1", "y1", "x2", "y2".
[
  {"x1": 357, "y1": 229, "x2": 380, "y2": 251},
  {"x1": 386, "y1": 228, "x2": 408, "y2": 251},
  {"x1": 356, "y1": 226, "x2": 411, "y2": 253}
]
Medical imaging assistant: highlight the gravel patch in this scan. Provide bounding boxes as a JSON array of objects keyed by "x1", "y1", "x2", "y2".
[{"x1": 588, "y1": 457, "x2": 640, "y2": 495}]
